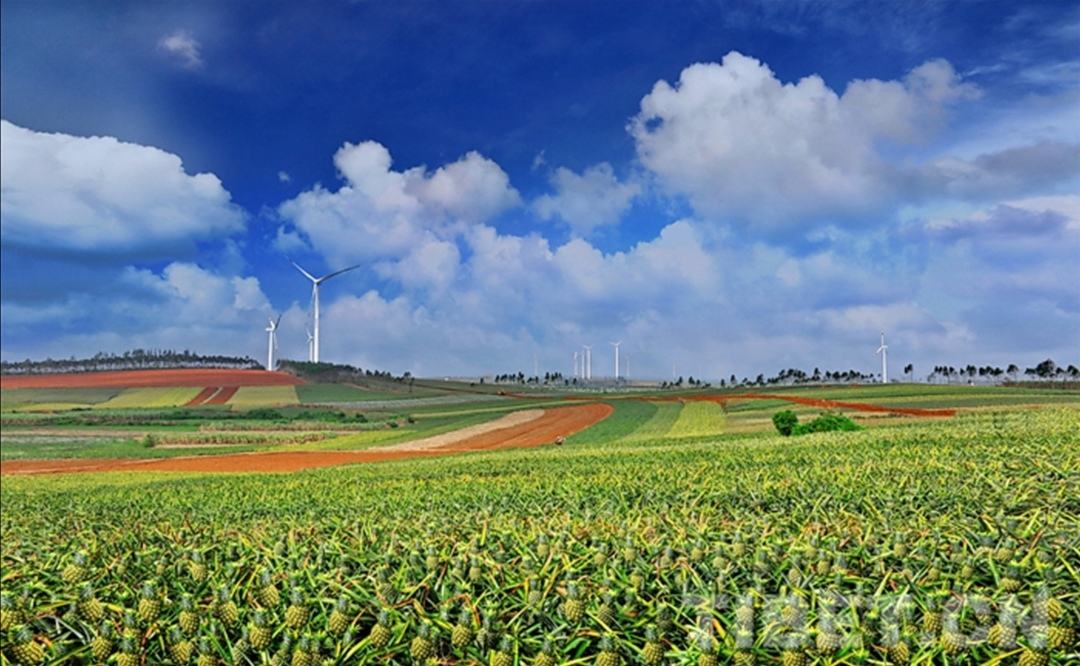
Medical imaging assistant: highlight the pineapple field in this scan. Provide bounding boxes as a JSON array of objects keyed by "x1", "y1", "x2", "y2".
[{"x1": 1, "y1": 395, "x2": 1078, "y2": 665}]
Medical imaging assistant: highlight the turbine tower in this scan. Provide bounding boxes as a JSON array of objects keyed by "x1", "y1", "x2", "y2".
[
  {"x1": 876, "y1": 331, "x2": 889, "y2": 383},
  {"x1": 305, "y1": 328, "x2": 315, "y2": 363},
  {"x1": 611, "y1": 341, "x2": 621, "y2": 380},
  {"x1": 291, "y1": 260, "x2": 363, "y2": 363},
  {"x1": 583, "y1": 345, "x2": 592, "y2": 381},
  {"x1": 265, "y1": 314, "x2": 282, "y2": 371}
]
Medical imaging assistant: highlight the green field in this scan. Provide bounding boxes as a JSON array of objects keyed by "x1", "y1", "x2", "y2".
[
  {"x1": 94, "y1": 387, "x2": 204, "y2": 409},
  {"x1": 229, "y1": 385, "x2": 301, "y2": 408},
  {"x1": 0, "y1": 383, "x2": 1078, "y2": 665}
]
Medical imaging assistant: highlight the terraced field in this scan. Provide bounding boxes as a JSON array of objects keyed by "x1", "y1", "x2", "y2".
[{"x1": 666, "y1": 400, "x2": 726, "y2": 438}]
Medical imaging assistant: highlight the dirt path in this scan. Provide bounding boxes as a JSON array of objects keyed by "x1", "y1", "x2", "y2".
[
  {"x1": 1, "y1": 369, "x2": 303, "y2": 389},
  {"x1": 0, "y1": 403, "x2": 613, "y2": 475},
  {"x1": 185, "y1": 387, "x2": 219, "y2": 406},
  {"x1": 669, "y1": 392, "x2": 956, "y2": 417},
  {"x1": 204, "y1": 386, "x2": 239, "y2": 405}
]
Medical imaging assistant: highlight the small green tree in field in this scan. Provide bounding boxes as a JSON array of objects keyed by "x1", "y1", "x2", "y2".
[{"x1": 772, "y1": 410, "x2": 798, "y2": 436}]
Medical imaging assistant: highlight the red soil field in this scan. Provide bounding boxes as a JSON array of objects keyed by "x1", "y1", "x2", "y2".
[
  {"x1": 204, "y1": 386, "x2": 239, "y2": 405},
  {"x1": 673, "y1": 392, "x2": 956, "y2": 417},
  {"x1": 184, "y1": 387, "x2": 219, "y2": 406},
  {"x1": 0, "y1": 369, "x2": 303, "y2": 390},
  {"x1": 0, "y1": 403, "x2": 613, "y2": 476}
]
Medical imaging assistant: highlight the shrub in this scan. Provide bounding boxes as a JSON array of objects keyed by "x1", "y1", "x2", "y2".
[
  {"x1": 792, "y1": 412, "x2": 861, "y2": 435},
  {"x1": 141, "y1": 434, "x2": 157, "y2": 448},
  {"x1": 772, "y1": 410, "x2": 799, "y2": 436}
]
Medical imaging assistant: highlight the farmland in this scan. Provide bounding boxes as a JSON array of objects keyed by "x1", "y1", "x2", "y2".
[{"x1": 0, "y1": 375, "x2": 1078, "y2": 665}]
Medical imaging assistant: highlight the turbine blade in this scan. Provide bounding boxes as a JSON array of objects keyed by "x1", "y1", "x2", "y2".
[
  {"x1": 290, "y1": 260, "x2": 318, "y2": 282},
  {"x1": 318, "y1": 262, "x2": 364, "y2": 283},
  {"x1": 275, "y1": 313, "x2": 283, "y2": 328}
]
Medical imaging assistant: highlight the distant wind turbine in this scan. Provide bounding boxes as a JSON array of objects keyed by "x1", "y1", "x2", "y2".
[
  {"x1": 265, "y1": 313, "x2": 282, "y2": 371},
  {"x1": 305, "y1": 327, "x2": 315, "y2": 363},
  {"x1": 291, "y1": 260, "x2": 363, "y2": 363},
  {"x1": 876, "y1": 331, "x2": 889, "y2": 383},
  {"x1": 611, "y1": 341, "x2": 621, "y2": 380},
  {"x1": 583, "y1": 345, "x2": 592, "y2": 381}
]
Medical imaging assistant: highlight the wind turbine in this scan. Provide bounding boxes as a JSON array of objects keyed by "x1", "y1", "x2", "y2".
[
  {"x1": 583, "y1": 345, "x2": 592, "y2": 381},
  {"x1": 305, "y1": 327, "x2": 315, "y2": 363},
  {"x1": 876, "y1": 331, "x2": 889, "y2": 383},
  {"x1": 611, "y1": 341, "x2": 621, "y2": 380},
  {"x1": 265, "y1": 314, "x2": 282, "y2": 371},
  {"x1": 291, "y1": 260, "x2": 363, "y2": 363}
]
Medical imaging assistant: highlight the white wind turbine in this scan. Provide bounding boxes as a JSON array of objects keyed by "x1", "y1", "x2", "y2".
[
  {"x1": 265, "y1": 314, "x2": 282, "y2": 371},
  {"x1": 876, "y1": 331, "x2": 889, "y2": 383},
  {"x1": 611, "y1": 341, "x2": 621, "y2": 380},
  {"x1": 582, "y1": 345, "x2": 592, "y2": 381},
  {"x1": 305, "y1": 327, "x2": 315, "y2": 363},
  {"x1": 291, "y1": 260, "x2": 363, "y2": 363}
]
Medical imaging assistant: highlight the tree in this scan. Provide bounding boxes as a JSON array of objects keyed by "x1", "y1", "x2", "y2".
[{"x1": 772, "y1": 410, "x2": 798, "y2": 437}]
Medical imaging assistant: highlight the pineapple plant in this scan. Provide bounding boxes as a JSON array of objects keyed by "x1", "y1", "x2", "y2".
[
  {"x1": 179, "y1": 594, "x2": 199, "y2": 636},
  {"x1": 696, "y1": 634, "x2": 717, "y2": 666},
  {"x1": 0, "y1": 594, "x2": 17, "y2": 633},
  {"x1": 61, "y1": 552, "x2": 87, "y2": 585},
  {"x1": 410, "y1": 623, "x2": 435, "y2": 662},
  {"x1": 562, "y1": 583, "x2": 585, "y2": 624},
  {"x1": 369, "y1": 610, "x2": 392, "y2": 649},
  {"x1": 939, "y1": 615, "x2": 966, "y2": 655},
  {"x1": 781, "y1": 648, "x2": 808, "y2": 666},
  {"x1": 491, "y1": 635, "x2": 513, "y2": 666},
  {"x1": 258, "y1": 570, "x2": 280, "y2": 607},
  {"x1": 214, "y1": 585, "x2": 239, "y2": 627},
  {"x1": 10, "y1": 626, "x2": 45, "y2": 665},
  {"x1": 328, "y1": 596, "x2": 350, "y2": 635},
  {"x1": 596, "y1": 635, "x2": 620, "y2": 666},
  {"x1": 188, "y1": 552, "x2": 207, "y2": 583},
  {"x1": 284, "y1": 588, "x2": 308, "y2": 629},
  {"x1": 1046, "y1": 625, "x2": 1075, "y2": 651},
  {"x1": 77, "y1": 584, "x2": 104, "y2": 622},
  {"x1": 988, "y1": 621, "x2": 1016, "y2": 649},
  {"x1": 597, "y1": 591, "x2": 616, "y2": 626},
  {"x1": 169, "y1": 626, "x2": 194, "y2": 665},
  {"x1": 137, "y1": 581, "x2": 160, "y2": 624},
  {"x1": 90, "y1": 622, "x2": 114, "y2": 662},
  {"x1": 1018, "y1": 648, "x2": 1049, "y2": 666},
  {"x1": 249, "y1": 610, "x2": 272, "y2": 651},
  {"x1": 116, "y1": 635, "x2": 139, "y2": 666},
  {"x1": 534, "y1": 638, "x2": 558, "y2": 666},
  {"x1": 451, "y1": 608, "x2": 473, "y2": 650},
  {"x1": 642, "y1": 627, "x2": 664, "y2": 666},
  {"x1": 196, "y1": 637, "x2": 217, "y2": 666}
]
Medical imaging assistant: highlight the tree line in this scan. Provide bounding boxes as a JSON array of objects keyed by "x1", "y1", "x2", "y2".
[{"x1": 0, "y1": 349, "x2": 261, "y2": 375}]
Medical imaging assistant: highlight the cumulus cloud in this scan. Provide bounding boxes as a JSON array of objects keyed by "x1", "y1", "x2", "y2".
[
  {"x1": 533, "y1": 162, "x2": 641, "y2": 235},
  {"x1": 158, "y1": 30, "x2": 203, "y2": 69},
  {"x1": 629, "y1": 52, "x2": 979, "y2": 227},
  {"x1": 0, "y1": 120, "x2": 244, "y2": 255},
  {"x1": 278, "y1": 141, "x2": 519, "y2": 266}
]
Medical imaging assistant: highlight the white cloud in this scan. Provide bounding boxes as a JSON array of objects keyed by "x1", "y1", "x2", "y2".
[
  {"x1": 158, "y1": 30, "x2": 203, "y2": 70},
  {"x1": 533, "y1": 162, "x2": 641, "y2": 235},
  {"x1": 0, "y1": 120, "x2": 243, "y2": 254},
  {"x1": 629, "y1": 52, "x2": 978, "y2": 227},
  {"x1": 278, "y1": 141, "x2": 520, "y2": 266}
]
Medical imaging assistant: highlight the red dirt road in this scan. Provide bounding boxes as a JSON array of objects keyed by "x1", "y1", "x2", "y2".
[
  {"x1": 184, "y1": 387, "x2": 219, "y2": 406},
  {"x1": 204, "y1": 386, "x2": 239, "y2": 405},
  {"x1": 0, "y1": 369, "x2": 303, "y2": 390},
  {"x1": 674, "y1": 392, "x2": 956, "y2": 417},
  {"x1": 0, "y1": 403, "x2": 613, "y2": 475}
]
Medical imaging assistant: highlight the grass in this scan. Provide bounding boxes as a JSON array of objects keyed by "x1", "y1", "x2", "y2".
[
  {"x1": 0, "y1": 434, "x2": 265, "y2": 460},
  {"x1": 666, "y1": 400, "x2": 726, "y2": 437},
  {"x1": 0, "y1": 387, "x2": 120, "y2": 409},
  {"x1": 228, "y1": 385, "x2": 300, "y2": 408}
]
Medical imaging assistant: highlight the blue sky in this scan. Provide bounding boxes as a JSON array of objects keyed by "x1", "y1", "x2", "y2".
[{"x1": 2, "y1": 0, "x2": 1078, "y2": 378}]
